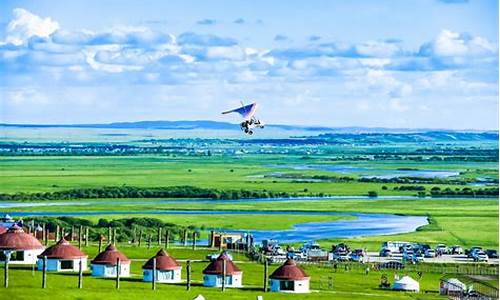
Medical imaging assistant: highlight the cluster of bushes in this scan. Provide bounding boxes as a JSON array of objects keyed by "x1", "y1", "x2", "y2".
[
  {"x1": 0, "y1": 185, "x2": 293, "y2": 201},
  {"x1": 394, "y1": 185, "x2": 426, "y2": 191}
]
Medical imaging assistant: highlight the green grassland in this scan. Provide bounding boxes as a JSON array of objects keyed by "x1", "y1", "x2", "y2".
[
  {"x1": 0, "y1": 243, "x2": 447, "y2": 300},
  {"x1": 0, "y1": 155, "x2": 497, "y2": 195},
  {"x1": 0, "y1": 150, "x2": 497, "y2": 299}
]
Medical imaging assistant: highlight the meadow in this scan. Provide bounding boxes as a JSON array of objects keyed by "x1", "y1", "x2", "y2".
[
  {"x1": 0, "y1": 129, "x2": 498, "y2": 299},
  {"x1": 0, "y1": 243, "x2": 448, "y2": 300}
]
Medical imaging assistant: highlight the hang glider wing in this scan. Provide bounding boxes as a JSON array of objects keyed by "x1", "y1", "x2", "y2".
[{"x1": 222, "y1": 102, "x2": 258, "y2": 120}]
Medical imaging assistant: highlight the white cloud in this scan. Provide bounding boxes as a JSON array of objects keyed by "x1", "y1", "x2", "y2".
[
  {"x1": 420, "y1": 29, "x2": 496, "y2": 57},
  {"x1": 6, "y1": 8, "x2": 59, "y2": 46}
]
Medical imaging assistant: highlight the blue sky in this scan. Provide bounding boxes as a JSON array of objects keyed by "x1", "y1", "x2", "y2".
[{"x1": 0, "y1": 0, "x2": 498, "y2": 129}]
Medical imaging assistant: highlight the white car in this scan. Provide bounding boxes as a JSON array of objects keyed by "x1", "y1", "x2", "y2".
[
  {"x1": 472, "y1": 251, "x2": 489, "y2": 262},
  {"x1": 435, "y1": 244, "x2": 448, "y2": 254}
]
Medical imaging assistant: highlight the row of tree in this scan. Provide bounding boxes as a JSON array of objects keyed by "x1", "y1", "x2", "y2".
[{"x1": 0, "y1": 185, "x2": 294, "y2": 201}]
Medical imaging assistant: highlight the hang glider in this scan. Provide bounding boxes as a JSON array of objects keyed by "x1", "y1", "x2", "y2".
[{"x1": 222, "y1": 101, "x2": 265, "y2": 135}]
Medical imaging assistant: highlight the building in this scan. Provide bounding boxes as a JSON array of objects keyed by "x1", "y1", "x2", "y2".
[
  {"x1": 392, "y1": 276, "x2": 420, "y2": 292},
  {"x1": 91, "y1": 244, "x2": 130, "y2": 277},
  {"x1": 36, "y1": 238, "x2": 87, "y2": 272},
  {"x1": 209, "y1": 232, "x2": 244, "y2": 249},
  {"x1": 202, "y1": 252, "x2": 243, "y2": 288},
  {"x1": 0, "y1": 225, "x2": 7, "y2": 235},
  {"x1": 269, "y1": 259, "x2": 310, "y2": 293},
  {"x1": 0, "y1": 224, "x2": 44, "y2": 264},
  {"x1": 142, "y1": 249, "x2": 182, "y2": 283}
]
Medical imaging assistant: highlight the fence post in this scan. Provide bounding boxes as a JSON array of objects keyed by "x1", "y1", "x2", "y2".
[
  {"x1": 165, "y1": 230, "x2": 169, "y2": 249},
  {"x1": 78, "y1": 258, "x2": 83, "y2": 289},
  {"x1": 4, "y1": 252, "x2": 9, "y2": 288},
  {"x1": 108, "y1": 227, "x2": 112, "y2": 244},
  {"x1": 71, "y1": 226, "x2": 75, "y2": 241},
  {"x1": 222, "y1": 259, "x2": 227, "y2": 291},
  {"x1": 85, "y1": 227, "x2": 89, "y2": 247},
  {"x1": 264, "y1": 258, "x2": 268, "y2": 292},
  {"x1": 78, "y1": 226, "x2": 82, "y2": 249},
  {"x1": 115, "y1": 258, "x2": 120, "y2": 289},
  {"x1": 44, "y1": 227, "x2": 49, "y2": 246},
  {"x1": 113, "y1": 228, "x2": 117, "y2": 245},
  {"x1": 157, "y1": 227, "x2": 161, "y2": 245},
  {"x1": 192, "y1": 232, "x2": 197, "y2": 250},
  {"x1": 98, "y1": 236, "x2": 103, "y2": 253},
  {"x1": 186, "y1": 260, "x2": 191, "y2": 291},
  {"x1": 183, "y1": 230, "x2": 188, "y2": 247},
  {"x1": 42, "y1": 256, "x2": 47, "y2": 289},
  {"x1": 55, "y1": 225, "x2": 59, "y2": 241},
  {"x1": 152, "y1": 257, "x2": 156, "y2": 291}
]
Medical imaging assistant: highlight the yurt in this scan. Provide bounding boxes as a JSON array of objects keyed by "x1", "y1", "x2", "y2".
[
  {"x1": 91, "y1": 244, "x2": 130, "y2": 277},
  {"x1": 143, "y1": 249, "x2": 182, "y2": 283},
  {"x1": 269, "y1": 259, "x2": 310, "y2": 293},
  {"x1": 393, "y1": 275, "x2": 420, "y2": 292},
  {"x1": 0, "y1": 225, "x2": 7, "y2": 235},
  {"x1": 37, "y1": 238, "x2": 88, "y2": 272},
  {"x1": 0, "y1": 224, "x2": 44, "y2": 264},
  {"x1": 202, "y1": 252, "x2": 242, "y2": 287}
]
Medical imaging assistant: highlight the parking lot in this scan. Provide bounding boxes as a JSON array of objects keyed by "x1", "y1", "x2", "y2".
[{"x1": 366, "y1": 252, "x2": 499, "y2": 265}]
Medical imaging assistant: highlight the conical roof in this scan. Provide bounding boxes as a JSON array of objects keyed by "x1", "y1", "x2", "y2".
[
  {"x1": 270, "y1": 259, "x2": 309, "y2": 280},
  {"x1": 38, "y1": 238, "x2": 87, "y2": 259},
  {"x1": 91, "y1": 244, "x2": 130, "y2": 265},
  {"x1": 0, "y1": 226, "x2": 7, "y2": 235},
  {"x1": 0, "y1": 224, "x2": 44, "y2": 250},
  {"x1": 203, "y1": 252, "x2": 241, "y2": 275},
  {"x1": 143, "y1": 249, "x2": 181, "y2": 270}
]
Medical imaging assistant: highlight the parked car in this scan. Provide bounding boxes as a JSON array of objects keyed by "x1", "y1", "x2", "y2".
[
  {"x1": 435, "y1": 244, "x2": 448, "y2": 255},
  {"x1": 472, "y1": 251, "x2": 489, "y2": 262},
  {"x1": 449, "y1": 245, "x2": 463, "y2": 255},
  {"x1": 466, "y1": 246, "x2": 483, "y2": 258},
  {"x1": 379, "y1": 248, "x2": 392, "y2": 257},
  {"x1": 424, "y1": 249, "x2": 436, "y2": 258},
  {"x1": 485, "y1": 249, "x2": 498, "y2": 259},
  {"x1": 350, "y1": 249, "x2": 367, "y2": 262},
  {"x1": 333, "y1": 253, "x2": 351, "y2": 262}
]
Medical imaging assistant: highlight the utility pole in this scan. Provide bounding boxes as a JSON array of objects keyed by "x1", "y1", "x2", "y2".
[
  {"x1": 152, "y1": 258, "x2": 156, "y2": 291},
  {"x1": 78, "y1": 258, "x2": 83, "y2": 289},
  {"x1": 4, "y1": 251, "x2": 10, "y2": 288},
  {"x1": 115, "y1": 258, "x2": 120, "y2": 289},
  {"x1": 222, "y1": 259, "x2": 227, "y2": 291},
  {"x1": 263, "y1": 258, "x2": 268, "y2": 292}
]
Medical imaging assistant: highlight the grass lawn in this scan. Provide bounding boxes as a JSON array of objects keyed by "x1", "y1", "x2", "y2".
[{"x1": 0, "y1": 243, "x2": 447, "y2": 300}]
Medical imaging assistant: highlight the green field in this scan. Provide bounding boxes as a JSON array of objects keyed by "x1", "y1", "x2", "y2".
[
  {"x1": 0, "y1": 137, "x2": 498, "y2": 299},
  {"x1": 1, "y1": 243, "x2": 450, "y2": 300}
]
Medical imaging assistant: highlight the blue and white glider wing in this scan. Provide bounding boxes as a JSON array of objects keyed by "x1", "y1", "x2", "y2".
[{"x1": 222, "y1": 102, "x2": 258, "y2": 120}]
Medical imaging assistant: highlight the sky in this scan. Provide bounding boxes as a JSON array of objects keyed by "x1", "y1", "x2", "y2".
[{"x1": 0, "y1": 0, "x2": 498, "y2": 129}]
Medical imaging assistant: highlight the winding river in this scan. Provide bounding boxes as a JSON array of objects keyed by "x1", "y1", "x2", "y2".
[{"x1": 5, "y1": 210, "x2": 428, "y2": 242}]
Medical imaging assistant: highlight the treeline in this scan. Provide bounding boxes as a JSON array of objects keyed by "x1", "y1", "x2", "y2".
[
  {"x1": 359, "y1": 176, "x2": 496, "y2": 185},
  {"x1": 391, "y1": 185, "x2": 498, "y2": 197},
  {"x1": 24, "y1": 216, "x2": 195, "y2": 242},
  {"x1": 428, "y1": 187, "x2": 498, "y2": 197},
  {"x1": 0, "y1": 185, "x2": 294, "y2": 201}
]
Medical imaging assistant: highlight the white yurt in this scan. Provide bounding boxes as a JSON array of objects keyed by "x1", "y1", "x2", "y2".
[
  {"x1": 37, "y1": 238, "x2": 88, "y2": 272},
  {"x1": 202, "y1": 252, "x2": 242, "y2": 288},
  {"x1": 269, "y1": 259, "x2": 310, "y2": 293},
  {"x1": 91, "y1": 244, "x2": 130, "y2": 277},
  {"x1": 0, "y1": 225, "x2": 44, "y2": 264},
  {"x1": 393, "y1": 275, "x2": 420, "y2": 292},
  {"x1": 143, "y1": 249, "x2": 182, "y2": 283}
]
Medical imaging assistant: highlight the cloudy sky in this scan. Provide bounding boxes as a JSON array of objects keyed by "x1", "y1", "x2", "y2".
[{"x1": 0, "y1": 0, "x2": 498, "y2": 129}]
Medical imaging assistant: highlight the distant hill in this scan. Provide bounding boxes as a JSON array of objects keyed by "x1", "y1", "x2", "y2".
[{"x1": 1, "y1": 120, "x2": 497, "y2": 135}]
